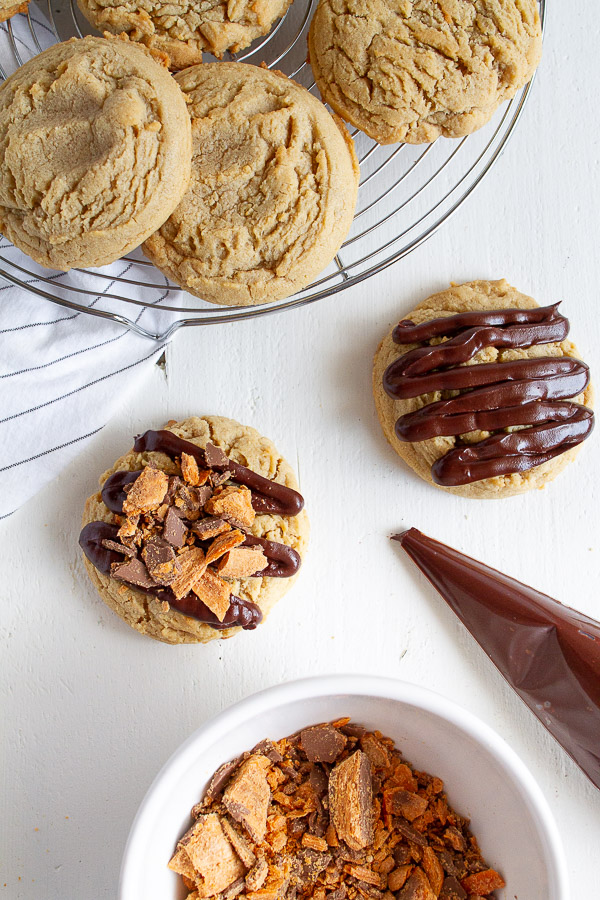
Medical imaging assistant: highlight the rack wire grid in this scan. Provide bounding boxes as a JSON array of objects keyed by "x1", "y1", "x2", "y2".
[{"x1": 0, "y1": 0, "x2": 545, "y2": 339}]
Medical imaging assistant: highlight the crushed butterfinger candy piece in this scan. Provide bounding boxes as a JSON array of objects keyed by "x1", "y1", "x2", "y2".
[
  {"x1": 170, "y1": 548, "x2": 207, "y2": 600},
  {"x1": 205, "y1": 530, "x2": 246, "y2": 567},
  {"x1": 396, "y1": 867, "x2": 435, "y2": 900},
  {"x1": 192, "y1": 569, "x2": 232, "y2": 621},
  {"x1": 217, "y1": 547, "x2": 268, "y2": 578},
  {"x1": 301, "y1": 724, "x2": 347, "y2": 763},
  {"x1": 142, "y1": 536, "x2": 180, "y2": 585},
  {"x1": 205, "y1": 485, "x2": 255, "y2": 530},
  {"x1": 181, "y1": 452, "x2": 200, "y2": 485},
  {"x1": 329, "y1": 751, "x2": 374, "y2": 850},
  {"x1": 223, "y1": 755, "x2": 272, "y2": 843},
  {"x1": 170, "y1": 722, "x2": 505, "y2": 900},
  {"x1": 221, "y1": 817, "x2": 256, "y2": 868},
  {"x1": 192, "y1": 517, "x2": 231, "y2": 540},
  {"x1": 122, "y1": 466, "x2": 168, "y2": 515},
  {"x1": 383, "y1": 788, "x2": 428, "y2": 822},
  {"x1": 460, "y1": 870, "x2": 505, "y2": 894},
  {"x1": 169, "y1": 813, "x2": 245, "y2": 897}
]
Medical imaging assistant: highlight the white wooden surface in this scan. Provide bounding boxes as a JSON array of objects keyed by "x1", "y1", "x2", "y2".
[{"x1": 2, "y1": 2, "x2": 600, "y2": 896}]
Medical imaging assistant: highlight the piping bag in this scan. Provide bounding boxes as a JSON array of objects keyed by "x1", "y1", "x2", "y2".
[{"x1": 393, "y1": 528, "x2": 600, "y2": 790}]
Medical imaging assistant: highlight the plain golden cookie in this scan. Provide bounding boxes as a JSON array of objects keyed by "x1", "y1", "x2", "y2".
[
  {"x1": 77, "y1": 0, "x2": 293, "y2": 68},
  {"x1": 373, "y1": 280, "x2": 593, "y2": 498},
  {"x1": 0, "y1": 0, "x2": 28, "y2": 22},
  {"x1": 0, "y1": 36, "x2": 192, "y2": 270},
  {"x1": 308, "y1": 0, "x2": 542, "y2": 144},
  {"x1": 81, "y1": 416, "x2": 310, "y2": 644},
  {"x1": 142, "y1": 62, "x2": 359, "y2": 307}
]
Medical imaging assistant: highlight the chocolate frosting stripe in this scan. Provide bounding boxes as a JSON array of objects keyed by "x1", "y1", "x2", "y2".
[
  {"x1": 79, "y1": 522, "x2": 262, "y2": 630},
  {"x1": 432, "y1": 411, "x2": 594, "y2": 485},
  {"x1": 385, "y1": 357, "x2": 588, "y2": 401},
  {"x1": 133, "y1": 430, "x2": 304, "y2": 516},
  {"x1": 391, "y1": 302, "x2": 565, "y2": 344},
  {"x1": 382, "y1": 304, "x2": 594, "y2": 486}
]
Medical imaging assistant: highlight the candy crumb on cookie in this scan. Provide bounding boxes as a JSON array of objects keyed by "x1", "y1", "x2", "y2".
[{"x1": 79, "y1": 416, "x2": 309, "y2": 644}]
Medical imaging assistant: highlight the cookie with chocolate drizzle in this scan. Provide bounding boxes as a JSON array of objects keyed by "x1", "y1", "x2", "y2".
[
  {"x1": 79, "y1": 416, "x2": 309, "y2": 643},
  {"x1": 373, "y1": 280, "x2": 594, "y2": 498}
]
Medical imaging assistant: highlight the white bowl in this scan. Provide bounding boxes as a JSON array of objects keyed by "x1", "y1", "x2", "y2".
[{"x1": 119, "y1": 675, "x2": 569, "y2": 900}]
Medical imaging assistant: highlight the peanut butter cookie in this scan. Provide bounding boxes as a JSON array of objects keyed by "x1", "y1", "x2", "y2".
[
  {"x1": 79, "y1": 416, "x2": 310, "y2": 644},
  {"x1": 373, "y1": 280, "x2": 594, "y2": 498},
  {"x1": 142, "y1": 62, "x2": 359, "y2": 307},
  {"x1": 308, "y1": 0, "x2": 542, "y2": 144},
  {"x1": 0, "y1": 0, "x2": 28, "y2": 22},
  {"x1": 77, "y1": 0, "x2": 293, "y2": 68},
  {"x1": 0, "y1": 36, "x2": 192, "y2": 270}
]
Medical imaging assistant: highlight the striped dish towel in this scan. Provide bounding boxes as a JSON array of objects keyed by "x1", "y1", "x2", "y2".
[
  {"x1": 0, "y1": 11, "x2": 180, "y2": 519},
  {"x1": 0, "y1": 255, "x2": 176, "y2": 520}
]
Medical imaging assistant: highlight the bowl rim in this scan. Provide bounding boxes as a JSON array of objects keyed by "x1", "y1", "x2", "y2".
[{"x1": 119, "y1": 673, "x2": 569, "y2": 900}]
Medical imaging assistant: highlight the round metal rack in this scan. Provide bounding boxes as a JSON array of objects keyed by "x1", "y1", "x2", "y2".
[{"x1": 0, "y1": 0, "x2": 545, "y2": 339}]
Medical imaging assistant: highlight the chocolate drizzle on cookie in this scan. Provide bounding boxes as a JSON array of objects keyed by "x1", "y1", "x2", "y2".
[
  {"x1": 79, "y1": 431, "x2": 304, "y2": 631},
  {"x1": 79, "y1": 522, "x2": 261, "y2": 630},
  {"x1": 134, "y1": 430, "x2": 304, "y2": 516},
  {"x1": 383, "y1": 304, "x2": 594, "y2": 486}
]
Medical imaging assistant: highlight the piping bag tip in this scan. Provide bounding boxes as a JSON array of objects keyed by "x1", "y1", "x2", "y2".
[{"x1": 390, "y1": 526, "x2": 600, "y2": 792}]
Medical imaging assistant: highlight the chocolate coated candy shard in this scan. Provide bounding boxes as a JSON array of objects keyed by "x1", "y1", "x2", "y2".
[
  {"x1": 439, "y1": 876, "x2": 466, "y2": 900},
  {"x1": 397, "y1": 867, "x2": 435, "y2": 900},
  {"x1": 300, "y1": 724, "x2": 347, "y2": 763},
  {"x1": 111, "y1": 557, "x2": 155, "y2": 589},
  {"x1": 202, "y1": 759, "x2": 241, "y2": 805},
  {"x1": 394, "y1": 527, "x2": 600, "y2": 791},
  {"x1": 328, "y1": 750, "x2": 373, "y2": 850},
  {"x1": 205, "y1": 442, "x2": 230, "y2": 469},
  {"x1": 221, "y1": 817, "x2": 256, "y2": 868},
  {"x1": 359, "y1": 733, "x2": 389, "y2": 769},
  {"x1": 192, "y1": 517, "x2": 230, "y2": 540},
  {"x1": 163, "y1": 506, "x2": 188, "y2": 548},
  {"x1": 101, "y1": 538, "x2": 135, "y2": 557},
  {"x1": 142, "y1": 536, "x2": 179, "y2": 585},
  {"x1": 383, "y1": 787, "x2": 428, "y2": 822},
  {"x1": 223, "y1": 755, "x2": 272, "y2": 843},
  {"x1": 296, "y1": 848, "x2": 332, "y2": 886}
]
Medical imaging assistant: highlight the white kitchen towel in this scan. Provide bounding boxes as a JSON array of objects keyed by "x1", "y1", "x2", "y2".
[
  {"x1": 0, "y1": 12, "x2": 182, "y2": 519},
  {"x1": 0, "y1": 247, "x2": 177, "y2": 519}
]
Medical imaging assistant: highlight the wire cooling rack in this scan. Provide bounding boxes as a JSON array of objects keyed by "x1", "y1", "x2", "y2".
[{"x1": 0, "y1": 0, "x2": 545, "y2": 339}]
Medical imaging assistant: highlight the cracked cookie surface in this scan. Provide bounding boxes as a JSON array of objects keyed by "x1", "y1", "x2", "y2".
[
  {"x1": 308, "y1": 0, "x2": 542, "y2": 144},
  {"x1": 81, "y1": 416, "x2": 310, "y2": 644},
  {"x1": 0, "y1": 36, "x2": 191, "y2": 270},
  {"x1": 373, "y1": 280, "x2": 593, "y2": 498},
  {"x1": 0, "y1": 0, "x2": 29, "y2": 22},
  {"x1": 77, "y1": 0, "x2": 293, "y2": 68},
  {"x1": 142, "y1": 62, "x2": 359, "y2": 307}
]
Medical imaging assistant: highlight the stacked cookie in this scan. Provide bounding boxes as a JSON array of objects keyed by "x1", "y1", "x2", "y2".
[
  {"x1": 0, "y1": 2, "x2": 543, "y2": 303},
  {"x1": 0, "y1": 33, "x2": 360, "y2": 305}
]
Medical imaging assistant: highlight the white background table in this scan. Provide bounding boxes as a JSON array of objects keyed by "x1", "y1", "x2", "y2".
[{"x1": 2, "y1": 2, "x2": 600, "y2": 896}]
